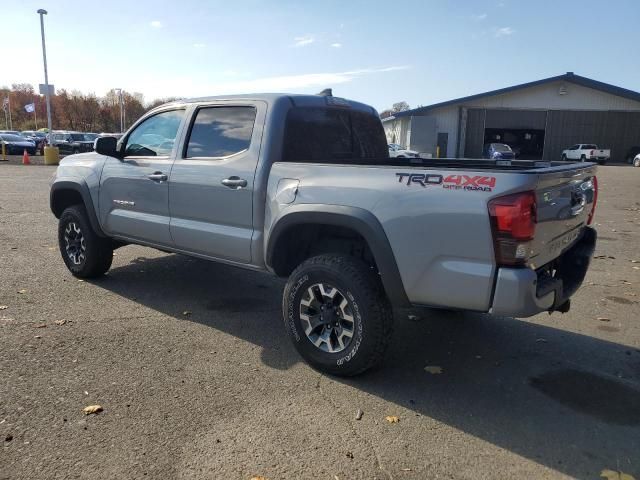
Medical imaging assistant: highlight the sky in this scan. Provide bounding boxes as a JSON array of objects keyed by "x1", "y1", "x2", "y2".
[{"x1": 2, "y1": 0, "x2": 639, "y2": 111}]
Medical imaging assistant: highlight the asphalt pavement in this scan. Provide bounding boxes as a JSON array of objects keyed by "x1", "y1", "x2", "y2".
[{"x1": 1, "y1": 159, "x2": 639, "y2": 480}]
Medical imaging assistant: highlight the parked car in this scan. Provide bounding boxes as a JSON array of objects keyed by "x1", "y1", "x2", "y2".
[
  {"x1": 0, "y1": 130, "x2": 22, "y2": 136},
  {"x1": 50, "y1": 92, "x2": 598, "y2": 376},
  {"x1": 561, "y1": 144, "x2": 610, "y2": 165},
  {"x1": 624, "y1": 146, "x2": 640, "y2": 164},
  {"x1": 388, "y1": 143, "x2": 419, "y2": 158},
  {"x1": 0, "y1": 133, "x2": 36, "y2": 154},
  {"x1": 49, "y1": 131, "x2": 95, "y2": 154},
  {"x1": 482, "y1": 143, "x2": 515, "y2": 160}
]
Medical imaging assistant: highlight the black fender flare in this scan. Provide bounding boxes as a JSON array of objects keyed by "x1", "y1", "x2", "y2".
[
  {"x1": 267, "y1": 205, "x2": 410, "y2": 307},
  {"x1": 50, "y1": 180, "x2": 106, "y2": 237}
]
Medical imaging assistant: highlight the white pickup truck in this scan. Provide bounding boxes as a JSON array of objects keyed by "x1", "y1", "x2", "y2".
[{"x1": 561, "y1": 144, "x2": 610, "y2": 165}]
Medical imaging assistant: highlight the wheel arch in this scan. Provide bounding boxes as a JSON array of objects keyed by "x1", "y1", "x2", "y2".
[
  {"x1": 50, "y1": 181, "x2": 106, "y2": 237},
  {"x1": 266, "y1": 205, "x2": 409, "y2": 306}
]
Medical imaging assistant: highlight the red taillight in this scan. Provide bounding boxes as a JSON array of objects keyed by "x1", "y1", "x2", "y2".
[
  {"x1": 488, "y1": 191, "x2": 537, "y2": 266},
  {"x1": 587, "y1": 175, "x2": 598, "y2": 225}
]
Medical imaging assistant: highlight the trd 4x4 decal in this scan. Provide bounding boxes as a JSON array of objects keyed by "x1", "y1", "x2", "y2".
[{"x1": 395, "y1": 173, "x2": 496, "y2": 192}]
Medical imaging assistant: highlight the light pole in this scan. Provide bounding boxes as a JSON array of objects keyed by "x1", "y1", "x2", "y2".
[
  {"x1": 37, "y1": 9, "x2": 53, "y2": 137},
  {"x1": 114, "y1": 88, "x2": 124, "y2": 132}
]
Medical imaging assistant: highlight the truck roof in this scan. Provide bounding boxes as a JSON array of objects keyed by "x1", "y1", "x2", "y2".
[{"x1": 156, "y1": 93, "x2": 378, "y2": 114}]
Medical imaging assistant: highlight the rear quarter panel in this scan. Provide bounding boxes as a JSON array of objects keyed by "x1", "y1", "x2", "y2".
[{"x1": 266, "y1": 163, "x2": 541, "y2": 311}]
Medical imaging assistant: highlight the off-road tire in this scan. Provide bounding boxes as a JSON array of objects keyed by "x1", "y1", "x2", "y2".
[
  {"x1": 58, "y1": 205, "x2": 113, "y2": 278},
  {"x1": 283, "y1": 254, "x2": 394, "y2": 376}
]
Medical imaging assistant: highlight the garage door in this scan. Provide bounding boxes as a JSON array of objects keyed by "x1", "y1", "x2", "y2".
[
  {"x1": 544, "y1": 111, "x2": 640, "y2": 161},
  {"x1": 464, "y1": 109, "x2": 548, "y2": 158}
]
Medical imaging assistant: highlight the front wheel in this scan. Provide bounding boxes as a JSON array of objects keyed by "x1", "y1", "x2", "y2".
[
  {"x1": 634, "y1": 157, "x2": 640, "y2": 167},
  {"x1": 58, "y1": 205, "x2": 113, "y2": 278},
  {"x1": 580, "y1": 155, "x2": 587, "y2": 162},
  {"x1": 283, "y1": 254, "x2": 394, "y2": 376}
]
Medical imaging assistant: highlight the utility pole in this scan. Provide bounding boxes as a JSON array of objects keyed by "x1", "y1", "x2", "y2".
[{"x1": 37, "y1": 9, "x2": 53, "y2": 136}]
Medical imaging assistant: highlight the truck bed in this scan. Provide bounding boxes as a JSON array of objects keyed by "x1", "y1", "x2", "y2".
[{"x1": 291, "y1": 156, "x2": 595, "y2": 172}]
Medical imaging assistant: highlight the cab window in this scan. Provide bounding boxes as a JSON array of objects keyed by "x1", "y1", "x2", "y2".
[{"x1": 125, "y1": 109, "x2": 185, "y2": 157}]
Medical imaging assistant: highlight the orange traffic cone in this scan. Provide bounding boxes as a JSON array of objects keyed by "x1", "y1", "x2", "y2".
[{"x1": 22, "y1": 149, "x2": 31, "y2": 165}]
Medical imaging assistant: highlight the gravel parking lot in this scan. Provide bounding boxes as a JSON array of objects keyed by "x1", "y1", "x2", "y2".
[{"x1": 1, "y1": 159, "x2": 639, "y2": 480}]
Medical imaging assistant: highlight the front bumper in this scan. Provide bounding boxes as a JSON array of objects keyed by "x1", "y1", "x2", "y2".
[{"x1": 490, "y1": 227, "x2": 597, "y2": 317}]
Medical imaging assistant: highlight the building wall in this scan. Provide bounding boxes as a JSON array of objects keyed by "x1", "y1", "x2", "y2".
[
  {"x1": 463, "y1": 80, "x2": 640, "y2": 111},
  {"x1": 391, "y1": 79, "x2": 640, "y2": 159}
]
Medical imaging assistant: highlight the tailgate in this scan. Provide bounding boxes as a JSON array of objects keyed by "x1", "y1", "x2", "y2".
[{"x1": 529, "y1": 165, "x2": 597, "y2": 268}]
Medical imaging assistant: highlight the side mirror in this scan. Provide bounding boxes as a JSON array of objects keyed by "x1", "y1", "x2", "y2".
[{"x1": 95, "y1": 136, "x2": 119, "y2": 158}]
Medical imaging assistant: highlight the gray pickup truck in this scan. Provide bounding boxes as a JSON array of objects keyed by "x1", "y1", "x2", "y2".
[{"x1": 50, "y1": 92, "x2": 598, "y2": 376}]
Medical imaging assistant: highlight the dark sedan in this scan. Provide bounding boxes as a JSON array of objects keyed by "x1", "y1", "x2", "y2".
[
  {"x1": 482, "y1": 143, "x2": 516, "y2": 160},
  {"x1": 0, "y1": 134, "x2": 37, "y2": 155}
]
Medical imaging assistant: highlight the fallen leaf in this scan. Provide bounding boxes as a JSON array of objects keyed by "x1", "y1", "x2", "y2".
[
  {"x1": 35, "y1": 323, "x2": 47, "y2": 328},
  {"x1": 597, "y1": 317, "x2": 611, "y2": 322},
  {"x1": 34, "y1": 335, "x2": 41, "y2": 339},
  {"x1": 182, "y1": 311, "x2": 192, "y2": 316},
  {"x1": 77, "y1": 279, "x2": 84, "y2": 283},
  {"x1": 83, "y1": 405, "x2": 103, "y2": 415},
  {"x1": 355, "y1": 409, "x2": 364, "y2": 420},
  {"x1": 600, "y1": 469, "x2": 635, "y2": 480},
  {"x1": 0, "y1": 306, "x2": 7, "y2": 310},
  {"x1": 631, "y1": 260, "x2": 639, "y2": 263},
  {"x1": 401, "y1": 468, "x2": 414, "y2": 472},
  {"x1": 54, "y1": 319, "x2": 67, "y2": 326},
  {"x1": 424, "y1": 365, "x2": 443, "y2": 374},
  {"x1": 633, "y1": 267, "x2": 640, "y2": 270},
  {"x1": 385, "y1": 415, "x2": 400, "y2": 423},
  {"x1": 17, "y1": 289, "x2": 27, "y2": 294}
]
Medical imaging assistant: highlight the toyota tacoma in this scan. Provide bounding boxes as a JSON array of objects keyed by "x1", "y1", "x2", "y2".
[{"x1": 50, "y1": 92, "x2": 598, "y2": 376}]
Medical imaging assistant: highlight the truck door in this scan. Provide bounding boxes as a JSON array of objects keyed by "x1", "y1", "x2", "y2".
[
  {"x1": 168, "y1": 101, "x2": 265, "y2": 263},
  {"x1": 98, "y1": 108, "x2": 186, "y2": 246}
]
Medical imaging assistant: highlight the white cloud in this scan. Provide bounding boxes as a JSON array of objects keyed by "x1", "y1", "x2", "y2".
[
  {"x1": 203, "y1": 66, "x2": 410, "y2": 92},
  {"x1": 331, "y1": 43, "x2": 342, "y2": 48},
  {"x1": 193, "y1": 43, "x2": 206, "y2": 48},
  {"x1": 474, "y1": 13, "x2": 488, "y2": 21},
  {"x1": 293, "y1": 35, "x2": 315, "y2": 47},
  {"x1": 494, "y1": 26, "x2": 515, "y2": 37},
  {"x1": 150, "y1": 20, "x2": 162, "y2": 28}
]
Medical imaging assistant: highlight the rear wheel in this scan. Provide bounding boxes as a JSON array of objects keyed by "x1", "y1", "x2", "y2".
[
  {"x1": 58, "y1": 205, "x2": 113, "y2": 278},
  {"x1": 561, "y1": 154, "x2": 567, "y2": 161},
  {"x1": 283, "y1": 254, "x2": 393, "y2": 376},
  {"x1": 634, "y1": 157, "x2": 640, "y2": 168},
  {"x1": 580, "y1": 155, "x2": 587, "y2": 162}
]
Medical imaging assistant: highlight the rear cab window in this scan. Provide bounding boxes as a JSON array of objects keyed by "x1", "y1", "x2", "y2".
[{"x1": 282, "y1": 107, "x2": 389, "y2": 162}]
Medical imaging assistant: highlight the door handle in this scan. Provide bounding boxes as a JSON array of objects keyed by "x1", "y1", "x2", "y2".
[
  {"x1": 147, "y1": 171, "x2": 168, "y2": 182},
  {"x1": 221, "y1": 176, "x2": 248, "y2": 189}
]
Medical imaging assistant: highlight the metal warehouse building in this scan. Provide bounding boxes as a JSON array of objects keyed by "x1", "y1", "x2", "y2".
[{"x1": 382, "y1": 72, "x2": 640, "y2": 161}]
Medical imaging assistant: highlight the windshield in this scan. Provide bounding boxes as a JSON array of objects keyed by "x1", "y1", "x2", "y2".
[{"x1": 492, "y1": 143, "x2": 513, "y2": 152}]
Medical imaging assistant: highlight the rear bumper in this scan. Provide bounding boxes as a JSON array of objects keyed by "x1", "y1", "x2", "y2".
[{"x1": 490, "y1": 227, "x2": 596, "y2": 317}]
